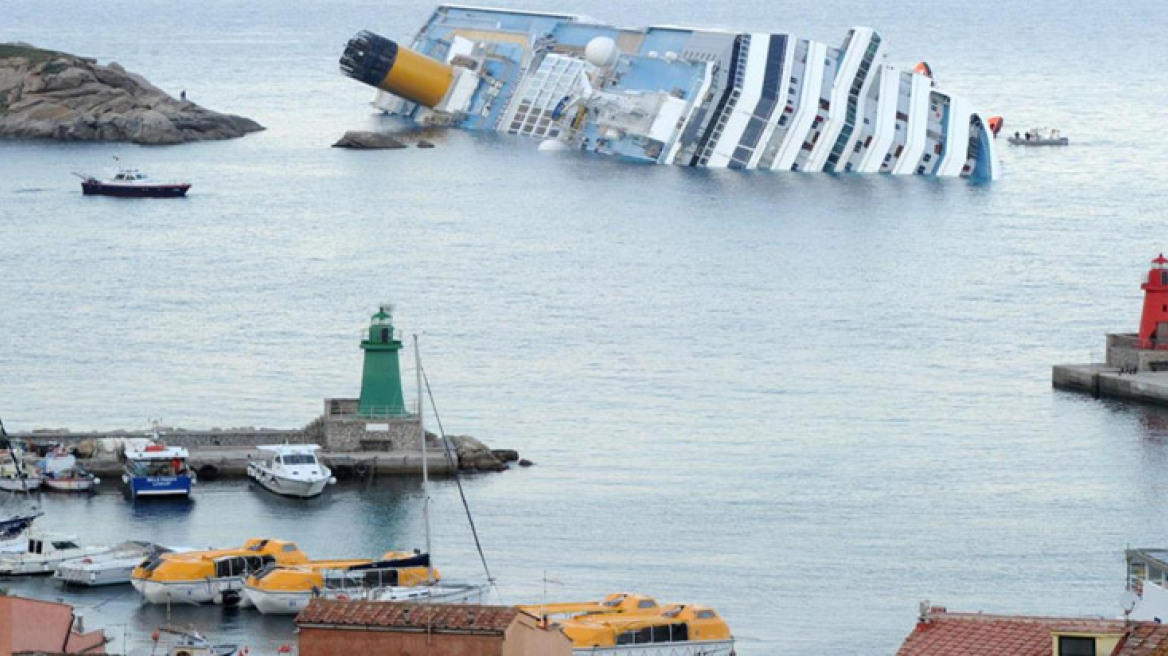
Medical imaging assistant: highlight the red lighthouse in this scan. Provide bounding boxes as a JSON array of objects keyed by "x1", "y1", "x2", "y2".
[{"x1": 1139, "y1": 253, "x2": 1168, "y2": 348}]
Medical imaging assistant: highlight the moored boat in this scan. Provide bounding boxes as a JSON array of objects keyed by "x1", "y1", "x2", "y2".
[
  {"x1": 39, "y1": 448, "x2": 99, "y2": 492},
  {"x1": 130, "y1": 538, "x2": 368, "y2": 605},
  {"x1": 55, "y1": 541, "x2": 174, "y2": 586},
  {"x1": 156, "y1": 626, "x2": 238, "y2": 656},
  {"x1": 0, "y1": 532, "x2": 109, "y2": 575},
  {"x1": 243, "y1": 551, "x2": 484, "y2": 614},
  {"x1": 1007, "y1": 127, "x2": 1068, "y2": 146},
  {"x1": 122, "y1": 443, "x2": 194, "y2": 499},
  {"x1": 519, "y1": 593, "x2": 735, "y2": 656},
  {"x1": 76, "y1": 167, "x2": 191, "y2": 198},
  {"x1": 247, "y1": 445, "x2": 335, "y2": 499}
]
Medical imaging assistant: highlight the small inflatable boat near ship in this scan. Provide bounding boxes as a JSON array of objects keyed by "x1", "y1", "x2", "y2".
[{"x1": 1008, "y1": 127, "x2": 1068, "y2": 146}]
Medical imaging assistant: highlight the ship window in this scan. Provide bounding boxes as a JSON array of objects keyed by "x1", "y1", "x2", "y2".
[
  {"x1": 652, "y1": 625, "x2": 671, "y2": 642},
  {"x1": 696, "y1": 610, "x2": 717, "y2": 619},
  {"x1": 1161, "y1": 271, "x2": 1167, "y2": 285},
  {"x1": 1058, "y1": 636, "x2": 1096, "y2": 656},
  {"x1": 284, "y1": 544, "x2": 298, "y2": 553},
  {"x1": 633, "y1": 628, "x2": 653, "y2": 644},
  {"x1": 52, "y1": 541, "x2": 80, "y2": 550},
  {"x1": 638, "y1": 600, "x2": 657, "y2": 609},
  {"x1": 672, "y1": 623, "x2": 689, "y2": 641},
  {"x1": 616, "y1": 632, "x2": 634, "y2": 646}
]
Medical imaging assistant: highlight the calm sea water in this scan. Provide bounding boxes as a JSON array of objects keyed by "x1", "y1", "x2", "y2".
[{"x1": 4, "y1": 1, "x2": 1168, "y2": 654}]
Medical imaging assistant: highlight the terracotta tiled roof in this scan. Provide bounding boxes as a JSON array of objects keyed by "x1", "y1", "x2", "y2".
[
  {"x1": 1116, "y1": 622, "x2": 1168, "y2": 656},
  {"x1": 296, "y1": 600, "x2": 521, "y2": 634},
  {"x1": 896, "y1": 607, "x2": 1128, "y2": 656}
]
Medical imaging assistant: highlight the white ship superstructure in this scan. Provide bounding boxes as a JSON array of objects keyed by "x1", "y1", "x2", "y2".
[{"x1": 340, "y1": 5, "x2": 998, "y2": 180}]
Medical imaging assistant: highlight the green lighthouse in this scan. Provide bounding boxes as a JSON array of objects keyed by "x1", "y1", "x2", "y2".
[{"x1": 358, "y1": 305, "x2": 407, "y2": 417}]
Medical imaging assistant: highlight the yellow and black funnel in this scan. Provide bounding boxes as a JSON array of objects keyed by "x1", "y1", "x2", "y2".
[{"x1": 340, "y1": 31, "x2": 455, "y2": 108}]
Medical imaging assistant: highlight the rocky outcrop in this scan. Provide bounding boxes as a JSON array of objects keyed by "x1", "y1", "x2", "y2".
[
  {"x1": 447, "y1": 435, "x2": 509, "y2": 472},
  {"x1": 331, "y1": 131, "x2": 407, "y2": 149},
  {"x1": 0, "y1": 43, "x2": 263, "y2": 144}
]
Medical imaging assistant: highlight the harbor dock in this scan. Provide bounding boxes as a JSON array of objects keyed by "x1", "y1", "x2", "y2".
[{"x1": 1052, "y1": 361, "x2": 1168, "y2": 406}]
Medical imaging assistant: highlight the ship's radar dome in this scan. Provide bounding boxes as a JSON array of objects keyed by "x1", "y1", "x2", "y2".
[{"x1": 585, "y1": 37, "x2": 619, "y2": 67}]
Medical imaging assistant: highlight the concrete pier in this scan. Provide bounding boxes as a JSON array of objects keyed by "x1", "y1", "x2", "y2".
[
  {"x1": 8, "y1": 445, "x2": 456, "y2": 479},
  {"x1": 1053, "y1": 363, "x2": 1168, "y2": 406}
]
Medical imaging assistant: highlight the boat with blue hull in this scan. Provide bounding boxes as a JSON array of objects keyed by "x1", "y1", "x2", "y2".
[{"x1": 122, "y1": 444, "x2": 195, "y2": 499}]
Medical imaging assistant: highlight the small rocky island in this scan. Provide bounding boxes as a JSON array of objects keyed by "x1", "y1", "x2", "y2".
[{"x1": 0, "y1": 43, "x2": 263, "y2": 144}]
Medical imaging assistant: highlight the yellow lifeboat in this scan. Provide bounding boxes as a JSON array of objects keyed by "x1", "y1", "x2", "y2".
[
  {"x1": 520, "y1": 595, "x2": 734, "y2": 655},
  {"x1": 130, "y1": 538, "x2": 369, "y2": 605},
  {"x1": 241, "y1": 550, "x2": 436, "y2": 614}
]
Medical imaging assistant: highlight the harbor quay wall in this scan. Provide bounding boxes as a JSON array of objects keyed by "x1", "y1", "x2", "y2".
[
  {"x1": 6, "y1": 399, "x2": 522, "y2": 477},
  {"x1": 1053, "y1": 363, "x2": 1168, "y2": 406}
]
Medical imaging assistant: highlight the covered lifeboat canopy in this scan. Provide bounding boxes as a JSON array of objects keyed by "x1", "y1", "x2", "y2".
[{"x1": 340, "y1": 31, "x2": 454, "y2": 108}]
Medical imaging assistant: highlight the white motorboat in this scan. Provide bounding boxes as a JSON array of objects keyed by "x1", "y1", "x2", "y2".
[
  {"x1": 55, "y1": 541, "x2": 172, "y2": 586},
  {"x1": 247, "y1": 445, "x2": 335, "y2": 499},
  {"x1": 0, "y1": 532, "x2": 109, "y2": 575},
  {"x1": 1007, "y1": 127, "x2": 1069, "y2": 146}
]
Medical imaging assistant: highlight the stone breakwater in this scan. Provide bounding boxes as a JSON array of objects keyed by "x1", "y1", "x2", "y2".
[
  {"x1": 0, "y1": 43, "x2": 263, "y2": 144},
  {"x1": 12, "y1": 425, "x2": 523, "y2": 476}
]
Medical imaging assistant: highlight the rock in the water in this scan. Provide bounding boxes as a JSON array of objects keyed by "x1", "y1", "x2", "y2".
[
  {"x1": 332, "y1": 130, "x2": 407, "y2": 149},
  {"x1": 491, "y1": 449, "x2": 519, "y2": 462},
  {"x1": 518, "y1": 459, "x2": 533, "y2": 467},
  {"x1": 0, "y1": 42, "x2": 263, "y2": 144},
  {"x1": 449, "y1": 435, "x2": 507, "y2": 472}
]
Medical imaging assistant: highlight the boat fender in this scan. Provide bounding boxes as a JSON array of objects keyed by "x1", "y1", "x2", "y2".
[
  {"x1": 221, "y1": 589, "x2": 242, "y2": 606},
  {"x1": 336, "y1": 594, "x2": 350, "y2": 601}
]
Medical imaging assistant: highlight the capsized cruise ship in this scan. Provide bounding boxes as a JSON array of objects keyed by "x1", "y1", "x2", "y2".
[{"x1": 340, "y1": 5, "x2": 998, "y2": 180}]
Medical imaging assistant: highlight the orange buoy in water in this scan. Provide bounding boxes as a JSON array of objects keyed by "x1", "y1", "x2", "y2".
[{"x1": 988, "y1": 116, "x2": 1004, "y2": 137}]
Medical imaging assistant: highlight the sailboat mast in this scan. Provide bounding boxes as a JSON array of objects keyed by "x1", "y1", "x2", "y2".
[{"x1": 414, "y1": 335, "x2": 434, "y2": 583}]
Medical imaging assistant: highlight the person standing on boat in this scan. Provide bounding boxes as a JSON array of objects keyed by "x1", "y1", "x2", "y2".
[{"x1": 180, "y1": 90, "x2": 186, "y2": 101}]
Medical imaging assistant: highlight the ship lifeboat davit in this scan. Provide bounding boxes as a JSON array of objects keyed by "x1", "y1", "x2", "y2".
[
  {"x1": 987, "y1": 116, "x2": 1004, "y2": 137},
  {"x1": 914, "y1": 61, "x2": 933, "y2": 78}
]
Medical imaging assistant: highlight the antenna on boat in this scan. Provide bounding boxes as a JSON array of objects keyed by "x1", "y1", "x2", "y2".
[{"x1": 414, "y1": 334, "x2": 435, "y2": 585}]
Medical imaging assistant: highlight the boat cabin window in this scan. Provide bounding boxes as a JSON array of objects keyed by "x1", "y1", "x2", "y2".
[
  {"x1": 283, "y1": 543, "x2": 299, "y2": 553},
  {"x1": 214, "y1": 555, "x2": 275, "y2": 578},
  {"x1": 638, "y1": 599, "x2": 657, "y2": 609},
  {"x1": 28, "y1": 539, "x2": 42, "y2": 554},
  {"x1": 281, "y1": 454, "x2": 317, "y2": 465},
  {"x1": 52, "y1": 541, "x2": 80, "y2": 550},
  {"x1": 696, "y1": 610, "x2": 717, "y2": 619},
  {"x1": 616, "y1": 624, "x2": 689, "y2": 645}
]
